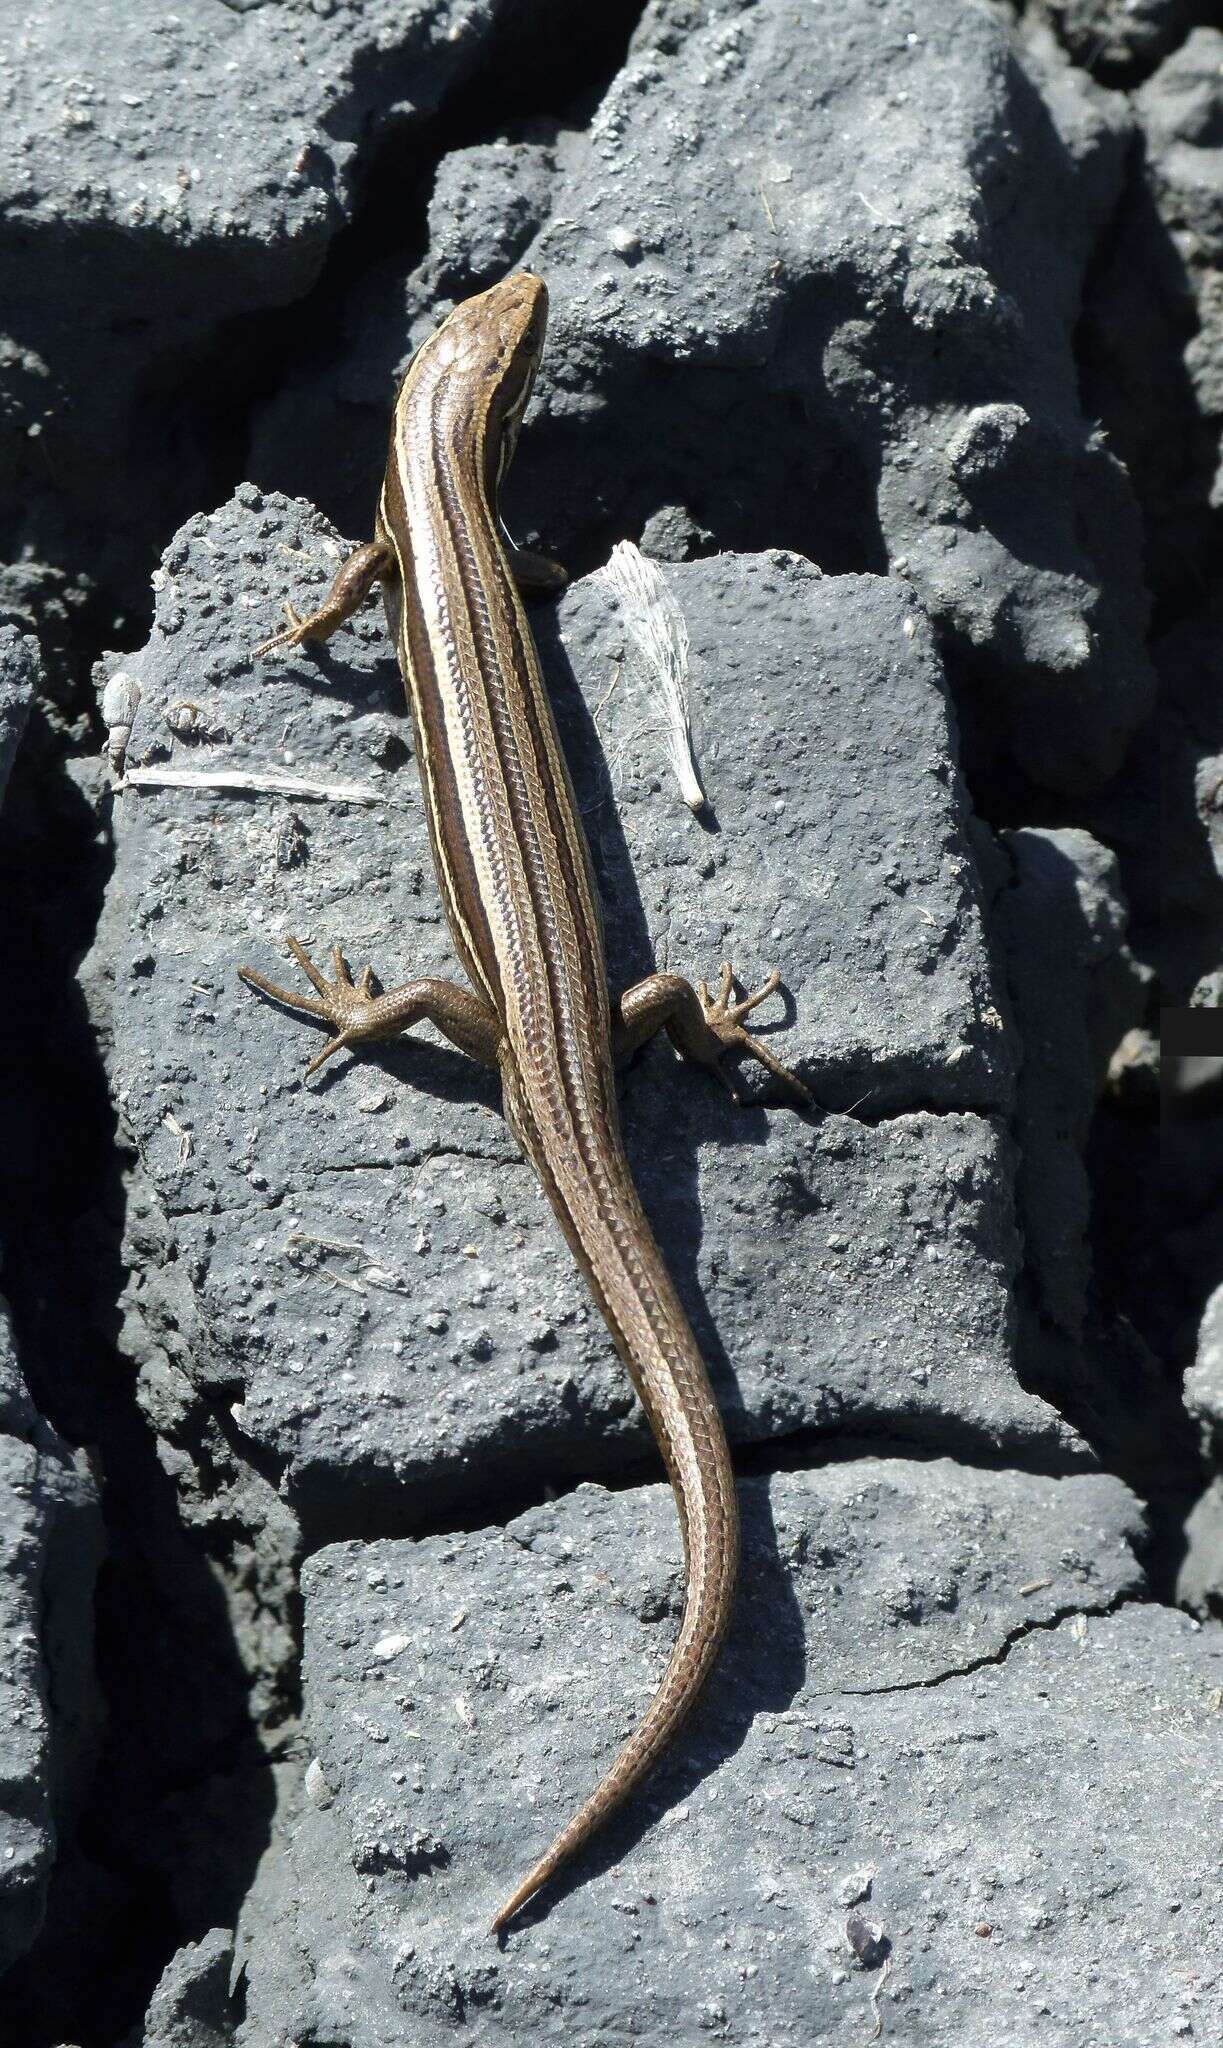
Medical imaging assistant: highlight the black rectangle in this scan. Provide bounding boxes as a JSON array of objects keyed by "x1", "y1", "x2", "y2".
[{"x1": 1161, "y1": 1007, "x2": 1223, "y2": 1057}]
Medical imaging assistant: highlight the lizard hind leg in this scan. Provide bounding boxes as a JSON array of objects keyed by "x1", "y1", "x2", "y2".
[
  {"x1": 697, "y1": 962, "x2": 811, "y2": 1100},
  {"x1": 238, "y1": 936, "x2": 503, "y2": 1078},
  {"x1": 613, "y1": 962, "x2": 810, "y2": 1105}
]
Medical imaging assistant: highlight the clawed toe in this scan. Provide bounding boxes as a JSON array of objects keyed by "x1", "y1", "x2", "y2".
[
  {"x1": 239, "y1": 936, "x2": 386, "y2": 1078},
  {"x1": 697, "y1": 962, "x2": 809, "y2": 1105},
  {"x1": 727, "y1": 967, "x2": 781, "y2": 1027},
  {"x1": 253, "y1": 602, "x2": 311, "y2": 659},
  {"x1": 237, "y1": 961, "x2": 328, "y2": 1019},
  {"x1": 304, "y1": 1030, "x2": 355, "y2": 1079}
]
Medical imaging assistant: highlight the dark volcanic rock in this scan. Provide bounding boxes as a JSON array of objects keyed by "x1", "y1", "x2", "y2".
[
  {"x1": 0, "y1": 4, "x2": 1208, "y2": 2038},
  {"x1": 0, "y1": 1309, "x2": 103, "y2": 1976},
  {"x1": 1136, "y1": 26, "x2": 1223, "y2": 517},
  {"x1": 1181, "y1": 1282, "x2": 1223, "y2": 1615},
  {"x1": 1023, "y1": 0, "x2": 1207, "y2": 85},
  {"x1": 143, "y1": 1926, "x2": 236, "y2": 2048},
  {"x1": 0, "y1": 627, "x2": 35, "y2": 798},
  {"x1": 0, "y1": 626, "x2": 104, "y2": 1977},
  {"x1": 88, "y1": 491, "x2": 1080, "y2": 1546},
  {"x1": 998, "y1": 825, "x2": 1148, "y2": 1342},
  {"x1": 0, "y1": 0, "x2": 566, "y2": 597},
  {"x1": 253, "y1": 0, "x2": 1151, "y2": 793},
  {"x1": 1159, "y1": 593, "x2": 1223, "y2": 1007},
  {"x1": 226, "y1": 1460, "x2": 1223, "y2": 2048}
]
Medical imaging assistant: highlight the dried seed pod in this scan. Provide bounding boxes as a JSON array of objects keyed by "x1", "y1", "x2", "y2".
[{"x1": 101, "y1": 669, "x2": 141, "y2": 777}]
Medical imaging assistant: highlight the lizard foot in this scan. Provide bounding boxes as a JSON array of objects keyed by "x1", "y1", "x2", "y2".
[
  {"x1": 239, "y1": 936, "x2": 388, "y2": 1076},
  {"x1": 697, "y1": 961, "x2": 810, "y2": 1105},
  {"x1": 253, "y1": 601, "x2": 315, "y2": 658}
]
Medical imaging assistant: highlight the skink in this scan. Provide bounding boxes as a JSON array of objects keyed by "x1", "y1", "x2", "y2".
[{"x1": 240, "y1": 272, "x2": 808, "y2": 1932}]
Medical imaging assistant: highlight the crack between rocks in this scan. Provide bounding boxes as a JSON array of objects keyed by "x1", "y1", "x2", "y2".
[
  {"x1": 836, "y1": 1584, "x2": 1147, "y2": 1696},
  {"x1": 284, "y1": 1419, "x2": 1103, "y2": 1567}
]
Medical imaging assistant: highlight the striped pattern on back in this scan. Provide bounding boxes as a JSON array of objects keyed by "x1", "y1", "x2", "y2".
[{"x1": 375, "y1": 275, "x2": 739, "y2": 1931}]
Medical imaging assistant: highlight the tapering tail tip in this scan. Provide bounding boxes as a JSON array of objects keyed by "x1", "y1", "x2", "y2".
[{"x1": 489, "y1": 1874, "x2": 537, "y2": 1937}]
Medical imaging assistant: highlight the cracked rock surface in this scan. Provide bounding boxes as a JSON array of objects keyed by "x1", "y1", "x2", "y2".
[
  {"x1": 0, "y1": 0, "x2": 570, "y2": 602},
  {"x1": 0, "y1": 627, "x2": 104, "y2": 1979},
  {"x1": 91, "y1": 497, "x2": 1081, "y2": 1543},
  {"x1": 0, "y1": 0, "x2": 1217, "y2": 2042},
  {"x1": 231, "y1": 1461, "x2": 1223, "y2": 2046},
  {"x1": 0, "y1": 1312, "x2": 103, "y2": 1980},
  {"x1": 255, "y1": 0, "x2": 1153, "y2": 793}
]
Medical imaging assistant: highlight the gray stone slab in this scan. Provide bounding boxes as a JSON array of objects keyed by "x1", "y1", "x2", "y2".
[
  {"x1": 228, "y1": 1459, "x2": 1217, "y2": 2048},
  {"x1": 551, "y1": 556, "x2": 1014, "y2": 1114},
  {"x1": 88, "y1": 490, "x2": 1078, "y2": 1539},
  {"x1": 252, "y1": 0, "x2": 1150, "y2": 792},
  {"x1": 0, "y1": 0, "x2": 521, "y2": 255},
  {"x1": 235, "y1": 1801, "x2": 409, "y2": 2048}
]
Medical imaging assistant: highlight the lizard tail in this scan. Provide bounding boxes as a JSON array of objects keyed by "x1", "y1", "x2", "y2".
[{"x1": 490, "y1": 1127, "x2": 740, "y2": 1933}]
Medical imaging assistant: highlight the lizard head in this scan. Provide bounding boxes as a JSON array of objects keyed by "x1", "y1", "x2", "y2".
[
  {"x1": 472, "y1": 272, "x2": 549, "y2": 487},
  {"x1": 410, "y1": 273, "x2": 549, "y2": 492}
]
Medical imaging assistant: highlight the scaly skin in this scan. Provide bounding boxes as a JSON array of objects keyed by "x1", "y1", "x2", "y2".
[{"x1": 241, "y1": 274, "x2": 809, "y2": 1932}]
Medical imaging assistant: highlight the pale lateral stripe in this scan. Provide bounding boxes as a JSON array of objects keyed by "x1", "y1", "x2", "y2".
[
  {"x1": 399, "y1": 393, "x2": 551, "y2": 1048},
  {"x1": 378, "y1": 470, "x2": 498, "y2": 1012},
  {"x1": 405, "y1": 376, "x2": 582, "y2": 1099}
]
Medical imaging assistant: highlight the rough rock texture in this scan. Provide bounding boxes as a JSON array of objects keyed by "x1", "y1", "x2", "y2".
[
  {"x1": 1078, "y1": 24, "x2": 1221, "y2": 613},
  {"x1": 142, "y1": 1927, "x2": 236, "y2": 2048},
  {"x1": 1137, "y1": 30, "x2": 1223, "y2": 1007},
  {"x1": 998, "y1": 826, "x2": 1147, "y2": 1342},
  {"x1": 0, "y1": 1308, "x2": 103, "y2": 1977},
  {"x1": 0, "y1": 625, "x2": 105, "y2": 1979},
  {"x1": 1185, "y1": 1280, "x2": 1223, "y2": 1465},
  {"x1": 1159, "y1": 594, "x2": 1223, "y2": 1006},
  {"x1": 1136, "y1": 29, "x2": 1223, "y2": 513},
  {"x1": 88, "y1": 491, "x2": 1088, "y2": 1546},
  {"x1": 230, "y1": 1461, "x2": 1223, "y2": 2048},
  {"x1": 0, "y1": 627, "x2": 35, "y2": 790},
  {"x1": 1163, "y1": 1058, "x2": 1223, "y2": 1368},
  {"x1": 1181, "y1": 1282, "x2": 1223, "y2": 1615},
  {"x1": 0, "y1": 0, "x2": 570, "y2": 598},
  {"x1": 253, "y1": 0, "x2": 1151, "y2": 793},
  {"x1": 0, "y1": 1, "x2": 1215, "y2": 2039},
  {"x1": 1023, "y1": 0, "x2": 1211, "y2": 84}
]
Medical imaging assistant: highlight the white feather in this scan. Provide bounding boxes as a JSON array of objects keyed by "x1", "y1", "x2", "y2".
[{"x1": 598, "y1": 540, "x2": 705, "y2": 812}]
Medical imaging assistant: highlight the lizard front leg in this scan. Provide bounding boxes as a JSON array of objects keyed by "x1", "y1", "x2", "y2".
[
  {"x1": 254, "y1": 540, "x2": 394, "y2": 657},
  {"x1": 239, "y1": 937, "x2": 502, "y2": 1078},
  {"x1": 613, "y1": 961, "x2": 810, "y2": 1105}
]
